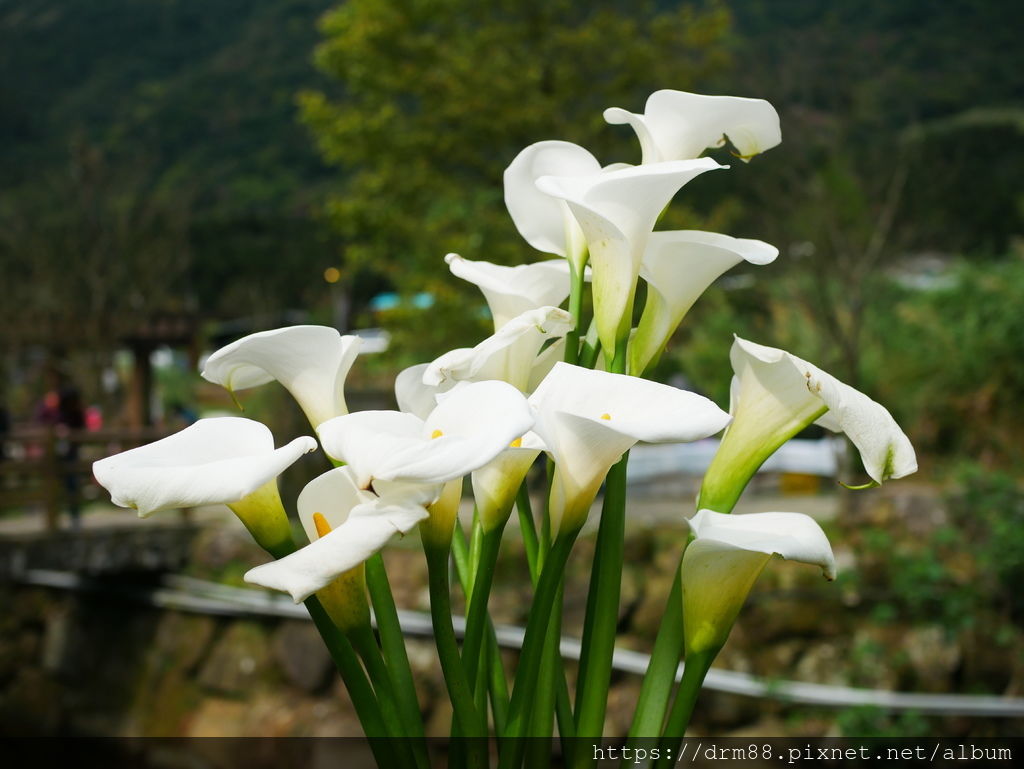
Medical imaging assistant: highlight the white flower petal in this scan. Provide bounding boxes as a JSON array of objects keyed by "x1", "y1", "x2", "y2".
[
  {"x1": 318, "y1": 411, "x2": 425, "y2": 488},
  {"x1": 687, "y1": 509, "x2": 836, "y2": 579},
  {"x1": 319, "y1": 381, "x2": 534, "y2": 487},
  {"x1": 92, "y1": 418, "x2": 316, "y2": 517},
  {"x1": 731, "y1": 337, "x2": 917, "y2": 483},
  {"x1": 424, "y1": 306, "x2": 573, "y2": 391},
  {"x1": 202, "y1": 326, "x2": 361, "y2": 429},
  {"x1": 530, "y1": 362, "x2": 730, "y2": 530},
  {"x1": 681, "y1": 509, "x2": 834, "y2": 654},
  {"x1": 389, "y1": 381, "x2": 534, "y2": 483},
  {"x1": 605, "y1": 90, "x2": 781, "y2": 163},
  {"x1": 295, "y1": 466, "x2": 375, "y2": 543},
  {"x1": 445, "y1": 253, "x2": 573, "y2": 330},
  {"x1": 537, "y1": 159, "x2": 724, "y2": 352},
  {"x1": 631, "y1": 231, "x2": 778, "y2": 374},
  {"x1": 503, "y1": 140, "x2": 601, "y2": 262},
  {"x1": 244, "y1": 497, "x2": 428, "y2": 603},
  {"x1": 806, "y1": 369, "x2": 918, "y2": 482}
]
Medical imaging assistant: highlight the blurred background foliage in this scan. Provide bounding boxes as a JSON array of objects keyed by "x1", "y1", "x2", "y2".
[{"x1": 1, "y1": 0, "x2": 1022, "y2": 467}]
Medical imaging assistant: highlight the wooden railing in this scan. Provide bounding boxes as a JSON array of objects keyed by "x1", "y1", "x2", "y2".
[{"x1": 0, "y1": 426, "x2": 173, "y2": 531}]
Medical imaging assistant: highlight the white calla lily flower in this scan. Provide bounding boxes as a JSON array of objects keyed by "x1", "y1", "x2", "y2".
[
  {"x1": 604, "y1": 90, "x2": 781, "y2": 164},
  {"x1": 630, "y1": 231, "x2": 778, "y2": 374},
  {"x1": 202, "y1": 325, "x2": 361, "y2": 429},
  {"x1": 700, "y1": 337, "x2": 918, "y2": 512},
  {"x1": 424, "y1": 306, "x2": 573, "y2": 392},
  {"x1": 529, "y1": 362, "x2": 731, "y2": 533},
  {"x1": 503, "y1": 140, "x2": 602, "y2": 270},
  {"x1": 682, "y1": 509, "x2": 835, "y2": 655},
  {"x1": 537, "y1": 158, "x2": 724, "y2": 356},
  {"x1": 93, "y1": 417, "x2": 315, "y2": 516},
  {"x1": 318, "y1": 380, "x2": 535, "y2": 489},
  {"x1": 244, "y1": 467, "x2": 431, "y2": 612},
  {"x1": 445, "y1": 253, "x2": 574, "y2": 331},
  {"x1": 93, "y1": 417, "x2": 316, "y2": 554}
]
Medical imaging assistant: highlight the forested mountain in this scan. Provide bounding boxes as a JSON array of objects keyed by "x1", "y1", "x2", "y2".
[{"x1": 2, "y1": 0, "x2": 1021, "y2": 329}]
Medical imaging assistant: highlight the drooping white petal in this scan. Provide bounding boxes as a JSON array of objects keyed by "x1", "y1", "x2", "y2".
[
  {"x1": 245, "y1": 490, "x2": 428, "y2": 603},
  {"x1": 537, "y1": 159, "x2": 724, "y2": 352},
  {"x1": 92, "y1": 417, "x2": 317, "y2": 517},
  {"x1": 445, "y1": 253, "x2": 574, "y2": 331},
  {"x1": 681, "y1": 509, "x2": 834, "y2": 654},
  {"x1": 318, "y1": 381, "x2": 535, "y2": 487},
  {"x1": 530, "y1": 362, "x2": 731, "y2": 531},
  {"x1": 605, "y1": 90, "x2": 781, "y2": 164},
  {"x1": 631, "y1": 231, "x2": 778, "y2": 374},
  {"x1": 503, "y1": 140, "x2": 601, "y2": 265},
  {"x1": 806, "y1": 367, "x2": 918, "y2": 483},
  {"x1": 202, "y1": 326, "x2": 361, "y2": 429},
  {"x1": 424, "y1": 306, "x2": 573, "y2": 391},
  {"x1": 731, "y1": 337, "x2": 917, "y2": 483}
]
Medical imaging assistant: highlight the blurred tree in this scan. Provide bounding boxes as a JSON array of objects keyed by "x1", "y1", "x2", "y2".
[
  {"x1": 0, "y1": 141, "x2": 192, "y2": 410},
  {"x1": 300, "y1": 0, "x2": 734, "y2": 361}
]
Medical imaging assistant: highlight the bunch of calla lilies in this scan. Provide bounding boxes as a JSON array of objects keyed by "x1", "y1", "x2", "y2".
[{"x1": 94, "y1": 90, "x2": 917, "y2": 768}]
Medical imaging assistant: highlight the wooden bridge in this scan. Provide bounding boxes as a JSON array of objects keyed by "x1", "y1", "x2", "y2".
[{"x1": 0, "y1": 425, "x2": 199, "y2": 578}]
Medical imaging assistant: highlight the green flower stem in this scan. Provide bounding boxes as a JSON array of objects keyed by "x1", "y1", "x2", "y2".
[
  {"x1": 487, "y1": 626, "x2": 510, "y2": 734},
  {"x1": 453, "y1": 526, "x2": 511, "y2": 733},
  {"x1": 364, "y1": 553, "x2": 429, "y2": 759},
  {"x1": 653, "y1": 649, "x2": 717, "y2": 769},
  {"x1": 626, "y1": 570, "x2": 683, "y2": 741},
  {"x1": 515, "y1": 481, "x2": 576, "y2": 747},
  {"x1": 269, "y1": 539, "x2": 396, "y2": 763},
  {"x1": 499, "y1": 529, "x2": 579, "y2": 769},
  {"x1": 526, "y1": 580, "x2": 564, "y2": 769},
  {"x1": 565, "y1": 261, "x2": 587, "y2": 366},
  {"x1": 469, "y1": 511, "x2": 484, "y2": 591},
  {"x1": 424, "y1": 544, "x2": 487, "y2": 766},
  {"x1": 516, "y1": 484, "x2": 540, "y2": 579},
  {"x1": 571, "y1": 452, "x2": 629, "y2": 753},
  {"x1": 348, "y1": 624, "x2": 422, "y2": 769},
  {"x1": 463, "y1": 527, "x2": 503, "y2": 692},
  {"x1": 304, "y1": 595, "x2": 398, "y2": 767}
]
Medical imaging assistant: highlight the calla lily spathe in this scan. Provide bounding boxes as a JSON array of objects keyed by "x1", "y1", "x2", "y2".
[
  {"x1": 424, "y1": 306, "x2": 573, "y2": 392},
  {"x1": 503, "y1": 140, "x2": 601, "y2": 271},
  {"x1": 529, "y1": 362, "x2": 731, "y2": 533},
  {"x1": 699, "y1": 337, "x2": 918, "y2": 512},
  {"x1": 445, "y1": 253, "x2": 574, "y2": 331},
  {"x1": 92, "y1": 417, "x2": 316, "y2": 554},
  {"x1": 317, "y1": 379, "x2": 535, "y2": 489},
  {"x1": 244, "y1": 466, "x2": 431, "y2": 608},
  {"x1": 202, "y1": 325, "x2": 361, "y2": 429},
  {"x1": 681, "y1": 509, "x2": 835, "y2": 655},
  {"x1": 93, "y1": 417, "x2": 316, "y2": 516},
  {"x1": 536, "y1": 158, "x2": 724, "y2": 355},
  {"x1": 630, "y1": 231, "x2": 779, "y2": 375},
  {"x1": 604, "y1": 90, "x2": 781, "y2": 164}
]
